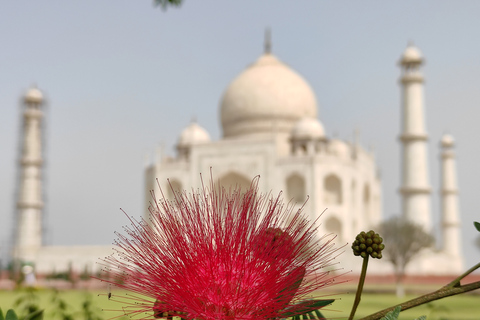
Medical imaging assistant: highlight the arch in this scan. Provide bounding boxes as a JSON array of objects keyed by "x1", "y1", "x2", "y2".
[
  {"x1": 218, "y1": 171, "x2": 251, "y2": 194},
  {"x1": 363, "y1": 184, "x2": 371, "y2": 223},
  {"x1": 286, "y1": 173, "x2": 306, "y2": 203},
  {"x1": 325, "y1": 216, "x2": 342, "y2": 240},
  {"x1": 363, "y1": 184, "x2": 370, "y2": 204},
  {"x1": 351, "y1": 180, "x2": 356, "y2": 203},
  {"x1": 166, "y1": 179, "x2": 182, "y2": 200},
  {"x1": 324, "y1": 174, "x2": 342, "y2": 205},
  {"x1": 351, "y1": 180, "x2": 357, "y2": 229}
]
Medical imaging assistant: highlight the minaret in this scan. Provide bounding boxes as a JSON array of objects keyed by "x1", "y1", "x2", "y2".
[
  {"x1": 13, "y1": 87, "x2": 45, "y2": 263},
  {"x1": 439, "y1": 134, "x2": 462, "y2": 261},
  {"x1": 398, "y1": 44, "x2": 432, "y2": 231}
]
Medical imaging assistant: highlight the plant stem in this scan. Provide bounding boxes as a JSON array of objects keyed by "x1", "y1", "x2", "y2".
[
  {"x1": 349, "y1": 256, "x2": 369, "y2": 320},
  {"x1": 359, "y1": 280, "x2": 480, "y2": 320},
  {"x1": 445, "y1": 261, "x2": 480, "y2": 288}
]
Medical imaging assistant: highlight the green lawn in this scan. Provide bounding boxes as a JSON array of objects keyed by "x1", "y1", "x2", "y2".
[
  {"x1": 0, "y1": 288, "x2": 478, "y2": 319},
  {"x1": 320, "y1": 291, "x2": 479, "y2": 320},
  {"x1": 0, "y1": 288, "x2": 130, "y2": 320}
]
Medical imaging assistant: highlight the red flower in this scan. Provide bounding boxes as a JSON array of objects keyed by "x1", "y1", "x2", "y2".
[{"x1": 101, "y1": 177, "x2": 341, "y2": 320}]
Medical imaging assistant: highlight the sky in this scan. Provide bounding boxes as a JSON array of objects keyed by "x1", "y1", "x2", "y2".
[{"x1": 1, "y1": 1, "x2": 480, "y2": 270}]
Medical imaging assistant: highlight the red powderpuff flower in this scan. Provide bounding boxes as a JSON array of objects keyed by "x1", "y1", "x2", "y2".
[{"x1": 101, "y1": 177, "x2": 342, "y2": 320}]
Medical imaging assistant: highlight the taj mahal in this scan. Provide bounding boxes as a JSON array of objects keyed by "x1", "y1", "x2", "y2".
[{"x1": 11, "y1": 38, "x2": 463, "y2": 276}]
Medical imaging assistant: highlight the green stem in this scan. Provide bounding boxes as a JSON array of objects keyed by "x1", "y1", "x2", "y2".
[
  {"x1": 349, "y1": 256, "x2": 369, "y2": 320},
  {"x1": 359, "y1": 280, "x2": 480, "y2": 320},
  {"x1": 444, "y1": 261, "x2": 480, "y2": 288}
]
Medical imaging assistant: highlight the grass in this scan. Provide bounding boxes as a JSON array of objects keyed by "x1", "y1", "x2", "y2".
[
  {"x1": 0, "y1": 287, "x2": 478, "y2": 319},
  {"x1": 320, "y1": 291, "x2": 479, "y2": 319},
  {"x1": 0, "y1": 288, "x2": 130, "y2": 319}
]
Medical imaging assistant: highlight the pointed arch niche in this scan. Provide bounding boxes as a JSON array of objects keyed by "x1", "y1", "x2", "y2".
[
  {"x1": 218, "y1": 171, "x2": 251, "y2": 193},
  {"x1": 325, "y1": 216, "x2": 342, "y2": 240},
  {"x1": 166, "y1": 179, "x2": 182, "y2": 200},
  {"x1": 351, "y1": 180, "x2": 358, "y2": 230},
  {"x1": 324, "y1": 174, "x2": 342, "y2": 205},
  {"x1": 286, "y1": 173, "x2": 306, "y2": 203},
  {"x1": 363, "y1": 184, "x2": 371, "y2": 220}
]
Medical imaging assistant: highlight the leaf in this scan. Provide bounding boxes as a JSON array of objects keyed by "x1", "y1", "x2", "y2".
[
  {"x1": 280, "y1": 299, "x2": 334, "y2": 319},
  {"x1": 474, "y1": 221, "x2": 480, "y2": 232},
  {"x1": 413, "y1": 316, "x2": 426, "y2": 320},
  {"x1": 277, "y1": 266, "x2": 306, "y2": 308},
  {"x1": 380, "y1": 306, "x2": 401, "y2": 320},
  {"x1": 5, "y1": 310, "x2": 18, "y2": 320},
  {"x1": 24, "y1": 309, "x2": 43, "y2": 320},
  {"x1": 0, "y1": 308, "x2": 4, "y2": 320}
]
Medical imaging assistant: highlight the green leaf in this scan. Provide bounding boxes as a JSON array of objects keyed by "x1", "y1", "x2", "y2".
[
  {"x1": 313, "y1": 309, "x2": 323, "y2": 318},
  {"x1": 311, "y1": 309, "x2": 327, "y2": 319},
  {"x1": 413, "y1": 316, "x2": 426, "y2": 320},
  {"x1": 380, "y1": 306, "x2": 401, "y2": 320},
  {"x1": 24, "y1": 309, "x2": 43, "y2": 320},
  {"x1": 0, "y1": 308, "x2": 4, "y2": 320},
  {"x1": 5, "y1": 310, "x2": 18, "y2": 320},
  {"x1": 280, "y1": 299, "x2": 334, "y2": 319},
  {"x1": 474, "y1": 221, "x2": 480, "y2": 232}
]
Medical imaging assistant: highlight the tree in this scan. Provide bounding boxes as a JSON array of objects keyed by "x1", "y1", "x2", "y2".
[
  {"x1": 153, "y1": 0, "x2": 182, "y2": 9},
  {"x1": 378, "y1": 216, "x2": 434, "y2": 297},
  {"x1": 475, "y1": 234, "x2": 480, "y2": 251}
]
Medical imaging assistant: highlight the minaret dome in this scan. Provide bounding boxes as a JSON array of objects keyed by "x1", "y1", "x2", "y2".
[
  {"x1": 24, "y1": 87, "x2": 44, "y2": 105},
  {"x1": 441, "y1": 133, "x2": 455, "y2": 148},
  {"x1": 400, "y1": 44, "x2": 423, "y2": 66}
]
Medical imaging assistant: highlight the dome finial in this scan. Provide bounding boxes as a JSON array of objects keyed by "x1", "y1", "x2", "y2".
[{"x1": 264, "y1": 27, "x2": 271, "y2": 54}]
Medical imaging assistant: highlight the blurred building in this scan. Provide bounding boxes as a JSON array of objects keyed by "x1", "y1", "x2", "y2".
[
  {"x1": 12, "y1": 87, "x2": 111, "y2": 275},
  {"x1": 144, "y1": 40, "x2": 382, "y2": 266},
  {"x1": 145, "y1": 40, "x2": 463, "y2": 275},
  {"x1": 13, "y1": 39, "x2": 463, "y2": 276}
]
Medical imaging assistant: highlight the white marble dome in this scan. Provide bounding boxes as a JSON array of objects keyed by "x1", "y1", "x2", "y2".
[
  {"x1": 24, "y1": 87, "x2": 43, "y2": 104},
  {"x1": 329, "y1": 139, "x2": 351, "y2": 157},
  {"x1": 291, "y1": 117, "x2": 325, "y2": 140},
  {"x1": 441, "y1": 133, "x2": 455, "y2": 148},
  {"x1": 400, "y1": 44, "x2": 423, "y2": 65},
  {"x1": 177, "y1": 121, "x2": 211, "y2": 147},
  {"x1": 220, "y1": 53, "x2": 318, "y2": 138}
]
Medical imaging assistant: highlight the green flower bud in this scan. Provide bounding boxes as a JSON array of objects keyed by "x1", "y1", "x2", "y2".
[{"x1": 352, "y1": 230, "x2": 384, "y2": 259}]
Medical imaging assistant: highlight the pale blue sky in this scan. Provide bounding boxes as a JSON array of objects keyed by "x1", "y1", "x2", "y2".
[{"x1": 1, "y1": 1, "x2": 480, "y2": 269}]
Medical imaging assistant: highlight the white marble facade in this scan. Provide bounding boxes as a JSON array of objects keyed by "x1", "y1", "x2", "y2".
[
  {"x1": 144, "y1": 43, "x2": 463, "y2": 275},
  {"x1": 14, "y1": 43, "x2": 463, "y2": 276},
  {"x1": 146, "y1": 47, "x2": 384, "y2": 274}
]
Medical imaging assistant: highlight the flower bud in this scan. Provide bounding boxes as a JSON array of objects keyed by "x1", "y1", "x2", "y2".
[{"x1": 351, "y1": 230, "x2": 384, "y2": 259}]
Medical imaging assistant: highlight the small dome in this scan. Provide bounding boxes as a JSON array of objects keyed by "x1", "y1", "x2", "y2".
[
  {"x1": 177, "y1": 121, "x2": 211, "y2": 147},
  {"x1": 441, "y1": 133, "x2": 455, "y2": 148},
  {"x1": 24, "y1": 87, "x2": 43, "y2": 104},
  {"x1": 400, "y1": 44, "x2": 423, "y2": 65},
  {"x1": 328, "y1": 139, "x2": 350, "y2": 157},
  {"x1": 291, "y1": 117, "x2": 325, "y2": 140},
  {"x1": 220, "y1": 53, "x2": 318, "y2": 138}
]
